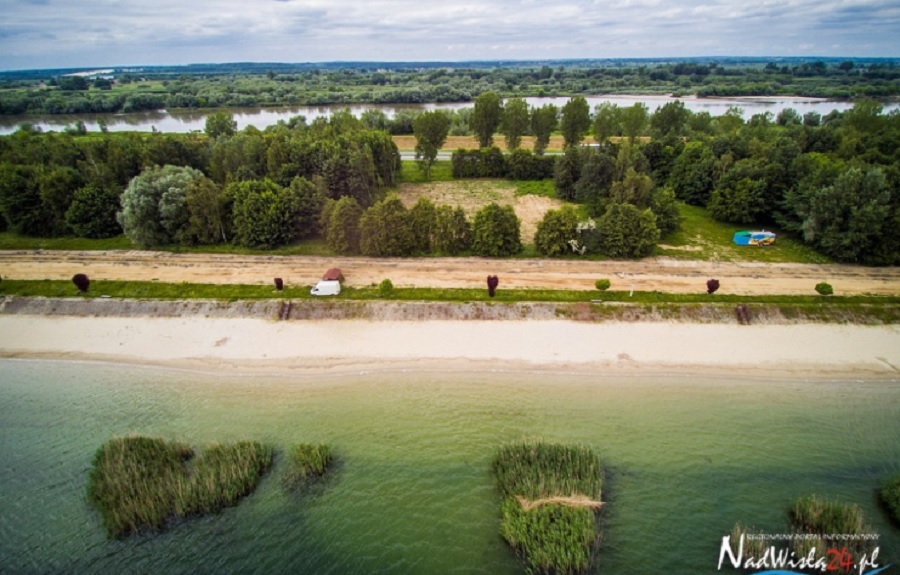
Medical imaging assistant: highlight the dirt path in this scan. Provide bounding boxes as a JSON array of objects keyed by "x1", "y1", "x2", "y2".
[{"x1": 2, "y1": 250, "x2": 899, "y2": 295}]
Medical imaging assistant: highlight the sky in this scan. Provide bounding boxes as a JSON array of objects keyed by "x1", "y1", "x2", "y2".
[{"x1": 1, "y1": 0, "x2": 899, "y2": 71}]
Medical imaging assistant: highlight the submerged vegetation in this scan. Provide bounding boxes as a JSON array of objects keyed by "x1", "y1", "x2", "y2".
[
  {"x1": 883, "y1": 474, "x2": 900, "y2": 524},
  {"x1": 87, "y1": 436, "x2": 273, "y2": 538},
  {"x1": 492, "y1": 440, "x2": 604, "y2": 574},
  {"x1": 789, "y1": 495, "x2": 875, "y2": 558}
]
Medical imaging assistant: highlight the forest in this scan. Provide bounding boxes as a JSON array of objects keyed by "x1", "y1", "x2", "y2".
[
  {"x1": 0, "y1": 58, "x2": 898, "y2": 116},
  {"x1": 0, "y1": 94, "x2": 898, "y2": 264}
]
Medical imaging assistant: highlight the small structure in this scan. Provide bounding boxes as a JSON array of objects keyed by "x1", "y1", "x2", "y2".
[
  {"x1": 733, "y1": 230, "x2": 776, "y2": 246},
  {"x1": 323, "y1": 268, "x2": 344, "y2": 282}
]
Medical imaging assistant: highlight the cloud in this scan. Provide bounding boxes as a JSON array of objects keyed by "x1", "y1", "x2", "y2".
[{"x1": 0, "y1": 0, "x2": 897, "y2": 70}]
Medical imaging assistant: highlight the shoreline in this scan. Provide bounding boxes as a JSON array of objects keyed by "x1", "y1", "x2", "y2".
[{"x1": 2, "y1": 312, "x2": 899, "y2": 379}]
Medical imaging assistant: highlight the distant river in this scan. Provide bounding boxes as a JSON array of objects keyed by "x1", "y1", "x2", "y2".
[
  {"x1": 1, "y1": 359, "x2": 898, "y2": 574},
  {"x1": 2, "y1": 95, "x2": 898, "y2": 135}
]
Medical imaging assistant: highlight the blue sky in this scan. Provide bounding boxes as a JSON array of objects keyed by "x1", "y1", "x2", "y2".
[{"x1": 1, "y1": 0, "x2": 898, "y2": 70}]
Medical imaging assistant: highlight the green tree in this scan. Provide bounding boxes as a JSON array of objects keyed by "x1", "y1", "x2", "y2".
[
  {"x1": 39, "y1": 166, "x2": 83, "y2": 235},
  {"x1": 530, "y1": 104, "x2": 558, "y2": 155},
  {"x1": 359, "y1": 196, "x2": 415, "y2": 256},
  {"x1": 500, "y1": 97, "x2": 530, "y2": 151},
  {"x1": 472, "y1": 203, "x2": 522, "y2": 257},
  {"x1": 185, "y1": 177, "x2": 231, "y2": 244},
  {"x1": 554, "y1": 145, "x2": 582, "y2": 202},
  {"x1": 118, "y1": 165, "x2": 204, "y2": 247},
  {"x1": 668, "y1": 142, "x2": 718, "y2": 206},
  {"x1": 204, "y1": 112, "x2": 237, "y2": 139},
  {"x1": 708, "y1": 160, "x2": 768, "y2": 224},
  {"x1": 593, "y1": 103, "x2": 621, "y2": 144},
  {"x1": 413, "y1": 111, "x2": 451, "y2": 180},
  {"x1": 610, "y1": 168, "x2": 654, "y2": 208},
  {"x1": 535, "y1": 206, "x2": 580, "y2": 257},
  {"x1": 650, "y1": 101, "x2": 689, "y2": 139},
  {"x1": 597, "y1": 203, "x2": 660, "y2": 258},
  {"x1": 574, "y1": 148, "x2": 616, "y2": 212},
  {"x1": 802, "y1": 167, "x2": 892, "y2": 263},
  {"x1": 560, "y1": 96, "x2": 591, "y2": 147},
  {"x1": 621, "y1": 103, "x2": 649, "y2": 143},
  {"x1": 229, "y1": 178, "x2": 309, "y2": 249},
  {"x1": 0, "y1": 164, "x2": 56, "y2": 236},
  {"x1": 433, "y1": 205, "x2": 472, "y2": 255},
  {"x1": 650, "y1": 186, "x2": 682, "y2": 237},
  {"x1": 65, "y1": 185, "x2": 122, "y2": 239},
  {"x1": 408, "y1": 197, "x2": 437, "y2": 253},
  {"x1": 471, "y1": 92, "x2": 502, "y2": 148},
  {"x1": 325, "y1": 196, "x2": 363, "y2": 255}
]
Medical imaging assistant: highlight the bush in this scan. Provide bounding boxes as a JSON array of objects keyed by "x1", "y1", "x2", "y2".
[
  {"x1": 707, "y1": 279, "x2": 720, "y2": 294},
  {"x1": 487, "y1": 275, "x2": 499, "y2": 297},
  {"x1": 274, "y1": 278, "x2": 284, "y2": 291},
  {"x1": 72, "y1": 273, "x2": 90, "y2": 293},
  {"x1": 534, "y1": 207, "x2": 580, "y2": 257},
  {"x1": 472, "y1": 203, "x2": 522, "y2": 257},
  {"x1": 815, "y1": 282, "x2": 834, "y2": 296},
  {"x1": 66, "y1": 185, "x2": 122, "y2": 239},
  {"x1": 379, "y1": 278, "x2": 394, "y2": 297},
  {"x1": 596, "y1": 203, "x2": 659, "y2": 259},
  {"x1": 881, "y1": 474, "x2": 900, "y2": 523},
  {"x1": 595, "y1": 279, "x2": 611, "y2": 291}
]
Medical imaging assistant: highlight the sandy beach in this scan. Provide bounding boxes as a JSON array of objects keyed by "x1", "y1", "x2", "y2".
[{"x1": 1, "y1": 313, "x2": 899, "y2": 377}]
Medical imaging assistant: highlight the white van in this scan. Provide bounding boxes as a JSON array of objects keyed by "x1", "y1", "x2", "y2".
[{"x1": 310, "y1": 280, "x2": 341, "y2": 296}]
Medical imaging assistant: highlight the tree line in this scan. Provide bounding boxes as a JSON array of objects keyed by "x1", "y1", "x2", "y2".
[{"x1": 2, "y1": 59, "x2": 896, "y2": 116}]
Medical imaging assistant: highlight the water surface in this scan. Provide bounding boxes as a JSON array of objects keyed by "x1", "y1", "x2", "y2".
[{"x1": 1, "y1": 359, "x2": 898, "y2": 574}]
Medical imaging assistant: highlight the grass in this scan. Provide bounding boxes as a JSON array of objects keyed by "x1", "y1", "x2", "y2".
[
  {"x1": 882, "y1": 474, "x2": 900, "y2": 524},
  {"x1": 656, "y1": 203, "x2": 832, "y2": 264},
  {"x1": 789, "y1": 495, "x2": 875, "y2": 557},
  {"x1": 513, "y1": 179, "x2": 556, "y2": 198},
  {"x1": 285, "y1": 443, "x2": 333, "y2": 487},
  {"x1": 492, "y1": 440, "x2": 603, "y2": 575},
  {"x1": 398, "y1": 160, "x2": 454, "y2": 183},
  {"x1": 87, "y1": 436, "x2": 273, "y2": 538}
]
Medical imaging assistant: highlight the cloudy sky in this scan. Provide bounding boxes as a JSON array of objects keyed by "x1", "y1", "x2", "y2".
[{"x1": 1, "y1": 0, "x2": 898, "y2": 70}]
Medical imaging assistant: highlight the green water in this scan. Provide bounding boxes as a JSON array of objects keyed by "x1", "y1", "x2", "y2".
[{"x1": 1, "y1": 359, "x2": 899, "y2": 575}]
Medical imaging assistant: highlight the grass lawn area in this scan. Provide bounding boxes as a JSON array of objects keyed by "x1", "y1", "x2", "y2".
[
  {"x1": 656, "y1": 203, "x2": 831, "y2": 264},
  {"x1": 398, "y1": 160, "x2": 454, "y2": 183}
]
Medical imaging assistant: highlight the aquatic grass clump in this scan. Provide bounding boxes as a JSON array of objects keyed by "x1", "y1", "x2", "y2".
[
  {"x1": 882, "y1": 474, "x2": 900, "y2": 523},
  {"x1": 789, "y1": 495, "x2": 874, "y2": 557},
  {"x1": 87, "y1": 436, "x2": 273, "y2": 538},
  {"x1": 285, "y1": 443, "x2": 333, "y2": 486},
  {"x1": 492, "y1": 440, "x2": 603, "y2": 575}
]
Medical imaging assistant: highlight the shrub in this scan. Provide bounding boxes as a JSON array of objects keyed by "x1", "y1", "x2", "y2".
[
  {"x1": 274, "y1": 278, "x2": 284, "y2": 291},
  {"x1": 534, "y1": 207, "x2": 580, "y2": 257},
  {"x1": 285, "y1": 443, "x2": 333, "y2": 487},
  {"x1": 707, "y1": 279, "x2": 720, "y2": 294},
  {"x1": 595, "y1": 279, "x2": 611, "y2": 291},
  {"x1": 596, "y1": 203, "x2": 659, "y2": 259},
  {"x1": 815, "y1": 282, "x2": 834, "y2": 296},
  {"x1": 72, "y1": 273, "x2": 90, "y2": 293},
  {"x1": 379, "y1": 278, "x2": 394, "y2": 297},
  {"x1": 472, "y1": 203, "x2": 522, "y2": 257},
  {"x1": 789, "y1": 495, "x2": 874, "y2": 558},
  {"x1": 881, "y1": 474, "x2": 900, "y2": 523},
  {"x1": 487, "y1": 275, "x2": 499, "y2": 297}
]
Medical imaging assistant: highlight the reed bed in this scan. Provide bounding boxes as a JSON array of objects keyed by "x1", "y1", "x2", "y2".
[
  {"x1": 87, "y1": 436, "x2": 273, "y2": 538},
  {"x1": 492, "y1": 440, "x2": 603, "y2": 575},
  {"x1": 882, "y1": 474, "x2": 900, "y2": 523},
  {"x1": 284, "y1": 443, "x2": 333, "y2": 487},
  {"x1": 789, "y1": 495, "x2": 875, "y2": 557}
]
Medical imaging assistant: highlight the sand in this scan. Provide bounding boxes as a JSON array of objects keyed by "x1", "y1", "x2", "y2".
[{"x1": 1, "y1": 314, "x2": 899, "y2": 377}]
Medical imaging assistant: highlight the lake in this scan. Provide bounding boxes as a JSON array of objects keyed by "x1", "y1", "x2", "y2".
[
  {"x1": 2, "y1": 95, "x2": 897, "y2": 135},
  {"x1": 1, "y1": 359, "x2": 898, "y2": 574}
]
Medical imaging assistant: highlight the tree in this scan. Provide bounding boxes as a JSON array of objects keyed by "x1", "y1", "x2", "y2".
[
  {"x1": 535, "y1": 206, "x2": 580, "y2": 257},
  {"x1": 359, "y1": 196, "x2": 415, "y2": 257},
  {"x1": 204, "y1": 112, "x2": 237, "y2": 139},
  {"x1": 325, "y1": 196, "x2": 363, "y2": 255},
  {"x1": 597, "y1": 203, "x2": 660, "y2": 258},
  {"x1": 118, "y1": 165, "x2": 204, "y2": 247},
  {"x1": 593, "y1": 102, "x2": 621, "y2": 144},
  {"x1": 610, "y1": 168, "x2": 654, "y2": 208},
  {"x1": 621, "y1": 103, "x2": 649, "y2": 142},
  {"x1": 668, "y1": 142, "x2": 718, "y2": 206},
  {"x1": 471, "y1": 92, "x2": 502, "y2": 148},
  {"x1": 39, "y1": 166, "x2": 83, "y2": 235},
  {"x1": 560, "y1": 96, "x2": 591, "y2": 147},
  {"x1": 574, "y1": 148, "x2": 616, "y2": 212},
  {"x1": 408, "y1": 197, "x2": 437, "y2": 253},
  {"x1": 802, "y1": 167, "x2": 892, "y2": 263},
  {"x1": 500, "y1": 97, "x2": 529, "y2": 151},
  {"x1": 65, "y1": 185, "x2": 122, "y2": 239},
  {"x1": 530, "y1": 104, "x2": 558, "y2": 155},
  {"x1": 472, "y1": 203, "x2": 522, "y2": 257},
  {"x1": 554, "y1": 145, "x2": 582, "y2": 202},
  {"x1": 0, "y1": 164, "x2": 56, "y2": 236},
  {"x1": 229, "y1": 178, "x2": 310, "y2": 249},
  {"x1": 413, "y1": 111, "x2": 450, "y2": 180},
  {"x1": 650, "y1": 101, "x2": 689, "y2": 139},
  {"x1": 650, "y1": 186, "x2": 682, "y2": 237},
  {"x1": 185, "y1": 177, "x2": 231, "y2": 244},
  {"x1": 708, "y1": 160, "x2": 767, "y2": 224},
  {"x1": 433, "y1": 205, "x2": 472, "y2": 255}
]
